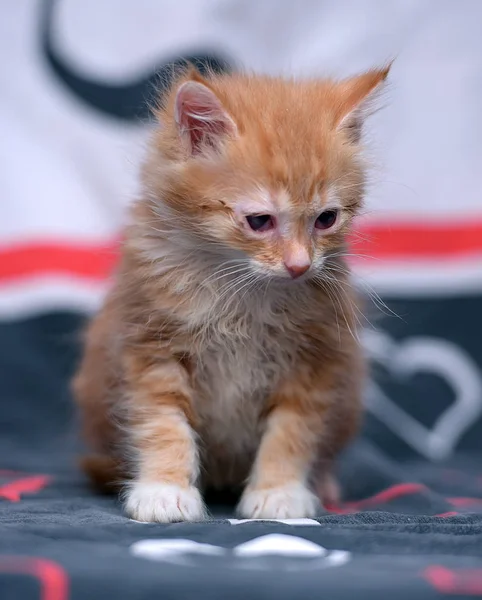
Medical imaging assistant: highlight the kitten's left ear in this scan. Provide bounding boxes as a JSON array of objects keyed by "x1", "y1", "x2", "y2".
[
  {"x1": 174, "y1": 78, "x2": 237, "y2": 156},
  {"x1": 335, "y1": 65, "x2": 391, "y2": 142}
]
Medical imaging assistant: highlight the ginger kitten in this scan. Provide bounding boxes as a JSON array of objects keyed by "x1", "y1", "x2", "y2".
[{"x1": 73, "y1": 65, "x2": 389, "y2": 522}]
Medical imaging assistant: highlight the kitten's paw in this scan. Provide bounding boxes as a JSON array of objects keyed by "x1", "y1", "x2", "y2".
[
  {"x1": 237, "y1": 482, "x2": 320, "y2": 519},
  {"x1": 125, "y1": 482, "x2": 207, "y2": 523}
]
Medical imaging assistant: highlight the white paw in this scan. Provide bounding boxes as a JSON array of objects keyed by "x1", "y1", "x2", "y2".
[
  {"x1": 125, "y1": 483, "x2": 208, "y2": 523},
  {"x1": 237, "y1": 482, "x2": 320, "y2": 519}
]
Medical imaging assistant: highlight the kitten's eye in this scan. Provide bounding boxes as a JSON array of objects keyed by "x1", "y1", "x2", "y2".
[
  {"x1": 246, "y1": 214, "x2": 274, "y2": 232},
  {"x1": 315, "y1": 209, "x2": 338, "y2": 230}
]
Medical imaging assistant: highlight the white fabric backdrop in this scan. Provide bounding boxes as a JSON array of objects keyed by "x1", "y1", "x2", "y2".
[{"x1": 1, "y1": 0, "x2": 481, "y2": 316}]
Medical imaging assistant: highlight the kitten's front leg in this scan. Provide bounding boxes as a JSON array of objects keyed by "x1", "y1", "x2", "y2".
[
  {"x1": 124, "y1": 357, "x2": 207, "y2": 523},
  {"x1": 238, "y1": 376, "x2": 333, "y2": 519}
]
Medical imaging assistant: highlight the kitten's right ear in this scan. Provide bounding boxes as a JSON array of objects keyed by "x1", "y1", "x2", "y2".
[
  {"x1": 335, "y1": 65, "x2": 391, "y2": 143},
  {"x1": 174, "y1": 80, "x2": 237, "y2": 156}
]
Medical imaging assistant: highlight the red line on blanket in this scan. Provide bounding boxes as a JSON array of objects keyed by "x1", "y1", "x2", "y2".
[
  {"x1": 1, "y1": 220, "x2": 482, "y2": 284},
  {"x1": 0, "y1": 475, "x2": 51, "y2": 502},
  {"x1": 424, "y1": 565, "x2": 482, "y2": 595},
  {"x1": 0, "y1": 557, "x2": 69, "y2": 600},
  {"x1": 325, "y1": 482, "x2": 427, "y2": 513},
  {"x1": 448, "y1": 496, "x2": 482, "y2": 507},
  {"x1": 435, "y1": 511, "x2": 460, "y2": 518}
]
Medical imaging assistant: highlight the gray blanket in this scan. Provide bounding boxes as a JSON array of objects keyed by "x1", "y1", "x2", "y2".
[{"x1": 1, "y1": 314, "x2": 482, "y2": 600}]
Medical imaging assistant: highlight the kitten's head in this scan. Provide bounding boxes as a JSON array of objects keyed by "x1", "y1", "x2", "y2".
[{"x1": 145, "y1": 66, "x2": 389, "y2": 282}]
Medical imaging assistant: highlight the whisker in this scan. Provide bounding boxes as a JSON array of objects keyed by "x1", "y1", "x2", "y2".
[
  {"x1": 314, "y1": 276, "x2": 341, "y2": 344},
  {"x1": 323, "y1": 261, "x2": 403, "y2": 322}
]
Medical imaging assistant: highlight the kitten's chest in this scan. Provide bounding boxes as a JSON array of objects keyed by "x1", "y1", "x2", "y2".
[{"x1": 191, "y1": 317, "x2": 295, "y2": 446}]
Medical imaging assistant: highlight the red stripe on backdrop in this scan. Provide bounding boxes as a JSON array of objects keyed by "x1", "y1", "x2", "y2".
[
  {"x1": 0, "y1": 241, "x2": 120, "y2": 283},
  {"x1": 0, "y1": 219, "x2": 481, "y2": 283},
  {"x1": 352, "y1": 220, "x2": 482, "y2": 260}
]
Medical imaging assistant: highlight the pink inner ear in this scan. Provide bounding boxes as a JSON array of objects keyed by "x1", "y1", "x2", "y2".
[
  {"x1": 183, "y1": 108, "x2": 230, "y2": 152},
  {"x1": 175, "y1": 81, "x2": 236, "y2": 155}
]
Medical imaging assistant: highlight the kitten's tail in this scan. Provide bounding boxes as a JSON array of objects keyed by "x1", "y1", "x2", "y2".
[{"x1": 314, "y1": 471, "x2": 341, "y2": 508}]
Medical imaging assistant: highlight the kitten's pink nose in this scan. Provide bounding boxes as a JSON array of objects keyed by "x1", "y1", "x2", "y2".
[
  {"x1": 283, "y1": 244, "x2": 311, "y2": 279},
  {"x1": 284, "y1": 262, "x2": 310, "y2": 279}
]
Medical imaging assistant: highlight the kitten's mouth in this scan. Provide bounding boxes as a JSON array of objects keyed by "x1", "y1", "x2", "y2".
[
  {"x1": 271, "y1": 271, "x2": 311, "y2": 284},
  {"x1": 287, "y1": 272, "x2": 310, "y2": 283}
]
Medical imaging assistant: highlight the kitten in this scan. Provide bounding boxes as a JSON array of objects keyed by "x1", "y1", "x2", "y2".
[{"x1": 73, "y1": 65, "x2": 389, "y2": 522}]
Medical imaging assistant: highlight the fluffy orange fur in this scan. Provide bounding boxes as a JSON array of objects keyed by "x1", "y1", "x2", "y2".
[{"x1": 73, "y1": 66, "x2": 389, "y2": 522}]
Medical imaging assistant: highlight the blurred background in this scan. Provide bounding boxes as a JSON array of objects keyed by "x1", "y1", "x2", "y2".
[{"x1": 1, "y1": 0, "x2": 482, "y2": 466}]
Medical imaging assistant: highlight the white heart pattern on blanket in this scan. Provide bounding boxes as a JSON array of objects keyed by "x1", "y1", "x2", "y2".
[
  {"x1": 130, "y1": 534, "x2": 351, "y2": 570},
  {"x1": 363, "y1": 329, "x2": 482, "y2": 461}
]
